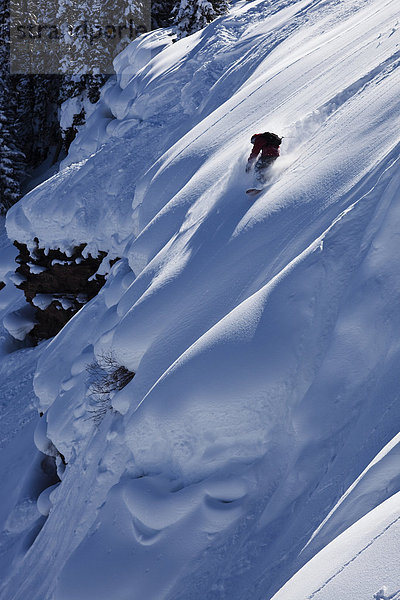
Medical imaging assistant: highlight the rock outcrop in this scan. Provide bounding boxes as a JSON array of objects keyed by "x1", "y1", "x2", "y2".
[{"x1": 13, "y1": 239, "x2": 112, "y2": 343}]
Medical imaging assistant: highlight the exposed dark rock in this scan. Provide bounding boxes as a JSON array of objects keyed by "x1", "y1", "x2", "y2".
[
  {"x1": 13, "y1": 239, "x2": 108, "y2": 343},
  {"x1": 0, "y1": 281, "x2": 5, "y2": 291}
]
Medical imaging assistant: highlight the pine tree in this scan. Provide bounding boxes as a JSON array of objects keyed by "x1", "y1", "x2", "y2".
[
  {"x1": 0, "y1": 0, "x2": 27, "y2": 213},
  {"x1": 151, "y1": 0, "x2": 175, "y2": 29},
  {"x1": 172, "y1": 0, "x2": 229, "y2": 39},
  {"x1": 0, "y1": 104, "x2": 26, "y2": 213}
]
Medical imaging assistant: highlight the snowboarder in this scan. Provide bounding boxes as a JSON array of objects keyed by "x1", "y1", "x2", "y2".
[{"x1": 245, "y1": 131, "x2": 282, "y2": 184}]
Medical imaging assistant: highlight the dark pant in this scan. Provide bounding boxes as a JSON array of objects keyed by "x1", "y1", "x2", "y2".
[{"x1": 255, "y1": 157, "x2": 276, "y2": 183}]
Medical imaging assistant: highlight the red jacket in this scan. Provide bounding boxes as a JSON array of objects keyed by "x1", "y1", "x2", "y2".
[{"x1": 248, "y1": 134, "x2": 280, "y2": 161}]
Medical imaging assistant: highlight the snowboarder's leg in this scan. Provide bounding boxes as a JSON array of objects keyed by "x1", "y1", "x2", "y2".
[
  {"x1": 255, "y1": 157, "x2": 275, "y2": 184},
  {"x1": 254, "y1": 158, "x2": 267, "y2": 183}
]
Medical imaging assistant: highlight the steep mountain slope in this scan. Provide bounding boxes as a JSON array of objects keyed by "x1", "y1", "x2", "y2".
[{"x1": 1, "y1": 0, "x2": 400, "y2": 598}]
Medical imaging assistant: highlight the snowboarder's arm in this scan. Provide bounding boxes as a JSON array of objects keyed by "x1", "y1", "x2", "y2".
[
  {"x1": 248, "y1": 136, "x2": 264, "y2": 161},
  {"x1": 246, "y1": 137, "x2": 263, "y2": 171}
]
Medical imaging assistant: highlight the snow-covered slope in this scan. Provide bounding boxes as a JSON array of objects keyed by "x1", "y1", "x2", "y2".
[
  {"x1": 1, "y1": 0, "x2": 400, "y2": 598},
  {"x1": 272, "y1": 491, "x2": 400, "y2": 600},
  {"x1": 0, "y1": 220, "x2": 42, "y2": 589}
]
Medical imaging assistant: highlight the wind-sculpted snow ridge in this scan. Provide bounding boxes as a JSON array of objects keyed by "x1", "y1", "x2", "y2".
[
  {"x1": 2, "y1": 0, "x2": 400, "y2": 598},
  {"x1": 271, "y1": 492, "x2": 400, "y2": 600}
]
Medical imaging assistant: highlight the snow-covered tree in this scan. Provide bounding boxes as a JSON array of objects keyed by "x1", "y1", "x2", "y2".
[
  {"x1": 173, "y1": 0, "x2": 229, "y2": 39},
  {"x1": 0, "y1": 103, "x2": 26, "y2": 213},
  {"x1": 0, "y1": 0, "x2": 27, "y2": 212},
  {"x1": 152, "y1": 0, "x2": 175, "y2": 29}
]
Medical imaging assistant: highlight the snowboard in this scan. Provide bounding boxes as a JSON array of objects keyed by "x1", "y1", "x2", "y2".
[{"x1": 246, "y1": 188, "x2": 263, "y2": 196}]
